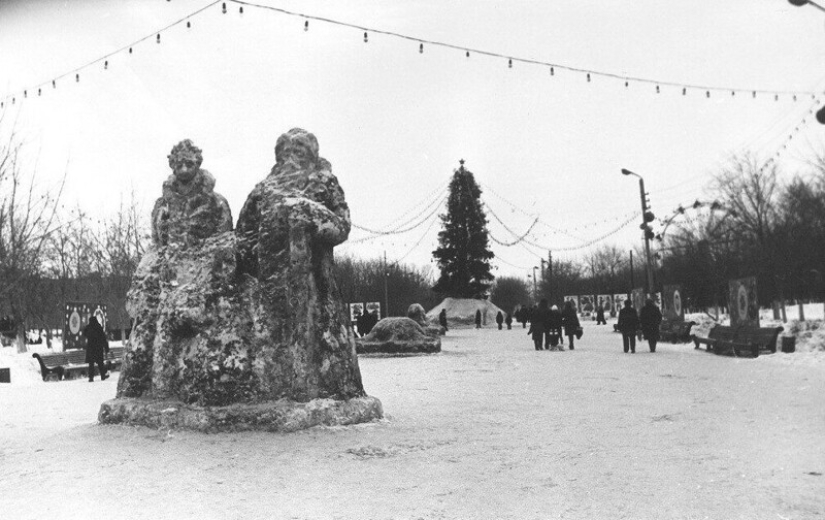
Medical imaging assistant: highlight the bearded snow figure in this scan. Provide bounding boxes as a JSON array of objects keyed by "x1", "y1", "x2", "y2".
[{"x1": 235, "y1": 128, "x2": 364, "y2": 401}]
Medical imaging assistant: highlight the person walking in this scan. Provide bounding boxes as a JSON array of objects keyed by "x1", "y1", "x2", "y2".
[
  {"x1": 505, "y1": 313, "x2": 513, "y2": 330},
  {"x1": 617, "y1": 299, "x2": 639, "y2": 353},
  {"x1": 438, "y1": 308, "x2": 448, "y2": 332},
  {"x1": 561, "y1": 300, "x2": 580, "y2": 350},
  {"x1": 496, "y1": 311, "x2": 504, "y2": 330},
  {"x1": 547, "y1": 304, "x2": 564, "y2": 350},
  {"x1": 595, "y1": 304, "x2": 607, "y2": 325},
  {"x1": 527, "y1": 299, "x2": 551, "y2": 350},
  {"x1": 639, "y1": 298, "x2": 663, "y2": 352},
  {"x1": 475, "y1": 309, "x2": 482, "y2": 329},
  {"x1": 83, "y1": 316, "x2": 109, "y2": 382}
]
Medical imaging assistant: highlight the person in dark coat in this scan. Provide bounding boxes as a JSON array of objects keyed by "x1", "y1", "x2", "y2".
[
  {"x1": 617, "y1": 299, "x2": 639, "y2": 353},
  {"x1": 83, "y1": 316, "x2": 109, "y2": 382},
  {"x1": 527, "y1": 299, "x2": 551, "y2": 350},
  {"x1": 475, "y1": 309, "x2": 482, "y2": 329},
  {"x1": 595, "y1": 304, "x2": 606, "y2": 325},
  {"x1": 547, "y1": 304, "x2": 564, "y2": 350},
  {"x1": 496, "y1": 311, "x2": 504, "y2": 330},
  {"x1": 639, "y1": 298, "x2": 663, "y2": 352},
  {"x1": 505, "y1": 313, "x2": 512, "y2": 330},
  {"x1": 438, "y1": 309, "x2": 448, "y2": 332},
  {"x1": 561, "y1": 300, "x2": 580, "y2": 350}
]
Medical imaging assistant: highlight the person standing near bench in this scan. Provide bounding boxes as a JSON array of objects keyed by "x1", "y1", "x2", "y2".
[
  {"x1": 639, "y1": 298, "x2": 663, "y2": 353},
  {"x1": 83, "y1": 316, "x2": 110, "y2": 382},
  {"x1": 561, "y1": 300, "x2": 580, "y2": 350},
  {"x1": 617, "y1": 299, "x2": 639, "y2": 354}
]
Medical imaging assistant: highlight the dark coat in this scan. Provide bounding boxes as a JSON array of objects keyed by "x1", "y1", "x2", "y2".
[
  {"x1": 639, "y1": 303, "x2": 663, "y2": 338},
  {"x1": 561, "y1": 306, "x2": 580, "y2": 336},
  {"x1": 475, "y1": 310, "x2": 482, "y2": 325},
  {"x1": 529, "y1": 306, "x2": 552, "y2": 338},
  {"x1": 496, "y1": 311, "x2": 504, "y2": 325},
  {"x1": 617, "y1": 306, "x2": 639, "y2": 335},
  {"x1": 83, "y1": 318, "x2": 109, "y2": 363}
]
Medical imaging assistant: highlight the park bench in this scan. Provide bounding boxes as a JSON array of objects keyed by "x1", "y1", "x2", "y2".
[
  {"x1": 659, "y1": 320, "x2": 696, "y2": 343},
  {"x1": 35, "y1": 346, "x2": 126, "y2": 380},
  {"x1": 692, "y1": 324, "x2": 783, "y2": 358}
]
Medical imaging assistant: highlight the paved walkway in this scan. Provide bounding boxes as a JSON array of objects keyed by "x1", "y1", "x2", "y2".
[{"x1": 1, "y1": 321, "x2": 823, "y2": 519}]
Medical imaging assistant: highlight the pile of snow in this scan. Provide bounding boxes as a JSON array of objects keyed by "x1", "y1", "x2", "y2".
[{"x1": 426, "y1": 298, "x2": 505, "y2": 327}]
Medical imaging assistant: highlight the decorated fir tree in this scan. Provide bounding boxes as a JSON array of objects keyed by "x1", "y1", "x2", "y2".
[{"x1": 432, "y1": 160, "x2": 495, "y2": 298}]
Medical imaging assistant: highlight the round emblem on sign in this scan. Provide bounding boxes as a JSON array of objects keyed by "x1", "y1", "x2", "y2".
[
  {"x1": 69, "y1": 310, "x2": 81, "y2": 334},
  {"x1": 673, "y1": 290, "x2": 682, "y2": 317},
  {"x1": 737, "y1": 284, "x2": 749, "y2": 320}
]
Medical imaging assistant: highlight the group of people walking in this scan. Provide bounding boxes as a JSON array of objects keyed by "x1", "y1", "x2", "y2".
[
  {"x1": 616, "y1": 298, "x2": 662, "y2": 353},
  {"x1": 526, "y1": 299, "x2": 581, "y2": 351}
]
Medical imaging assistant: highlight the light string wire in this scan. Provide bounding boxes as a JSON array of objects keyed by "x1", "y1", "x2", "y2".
[
  {"x1": 351, "y1": 180, "x2": 448, "y2": 235},
  {"x1": 0, "y1": 0, "x2": 223, "y2": 104},
  {"x1": 388, "y1": 208, "x2": 441, "y2": 267},
  {"x1": 230, "y1": 0, "x2": 816, "y2": 98},
  {"x1": 346, "y1": 195, "x2": 446, "y2": 244}
]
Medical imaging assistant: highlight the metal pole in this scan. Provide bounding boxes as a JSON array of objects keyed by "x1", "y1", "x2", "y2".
[
  {"x1": 532, "y1": 266, "x2": 538, "y2": 302},
  {"x1": 629, "y1": 250, "x2": 634, "y2": 292},
  {"x1": 638, "y1": 177, "x2": 655, "y2": 294},
  {"x1": 383, "y1": 251, "x2": 389, "y2": 317}
]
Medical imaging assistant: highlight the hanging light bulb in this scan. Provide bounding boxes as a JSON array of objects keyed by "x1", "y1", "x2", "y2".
[
  {"x1": 731, "y1": 91, "x2": 735, "y2": 96},
  {"x1": 508, "y1": 59, "x2": 513, "y2": 68},
  {"x1": 76, "y1": 73, "x2": 80, "y2": 82},
  {"x1": 12, "y1": 97, "x2": 15, "y2": 104},
  {"x1": 625, "y1": 81, "x2": 628, "y2": 87},
  {"x1": 775, "y1": 94, "x2": 779, "y2": 101},
  {"x1": 104, "y1": 60, "x2": 108, "y2": 70},
  {"x1": 129, "y1": 47, "x2": 133, "y2": 54},
  {"x1": 364, "y1": 32, "x2": 368, "y2": 43},
  {"x1": 38, "y1": 88, "x2": 41, "y2": 96},
  {"x1": 466, "y1": 50, "x2": 470, "y2": 57},
  {"x1": 752, "y1": 91, "x2": 756, "y2": 98},
  {"x1": 23, "y1": 90, "x2": 27, "y2": 98},
  {"x1": 550, "y1": 66, "x2": 554, "y2": 75},
  {"x1": 187, "y1": 21, "x2": 191, "y2": 28},
  {"x1": 586, "y1": 73, "x2": 591, "y2": 82},
  {"x1": 655, "y1": 85, "x2": 660, "y2": 93},
  {"x1": 419, "y1": 43, "x2": 423, "y2": 53},
  {"x1": 239, "y1": 6, "x2": 244, "y2": 14},
  {"x1": 156, "y1": 34, "x2": 161, "y2": 43},
  {"x1": 706, "y1": 91, "x2": 710, "y2": 98},
  {"x1": 52, "y1": 80, "x2": 56, "y2": 88},
  {"x1": 304, "y1": 20, "x2": 309, "y2": 31},
  {"x1": 682, "y1": 87, "x2": 687, "y2": 95},
  {"x1": 793, "y1": 94, "x2": 797, "y2": 101},
  {"x1": 222, "y1": 3, "x2": 227, "y2": 14}
]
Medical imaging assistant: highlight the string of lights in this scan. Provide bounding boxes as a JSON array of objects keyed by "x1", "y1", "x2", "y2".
[
  {"x1": 518, "y1": 212, "x2": 641, "y2": 253},
  {"x1": 347, "y1": 196, "x2": 446, "y2": 244},
  {"x1": 759, "y1": 92, "x2": 824, "y2": 173},
  {"x1": 228, "y1": 0, "x2": 817, "y2": 100},
  {"x1": 0, "y1": 0, "x2": 223, "y2": 106},
  {"x1": 351, "y1": 187, "x2": 447, "y2": 236},
  {"x1": 388, "y1": 209, "x2": 441, "y2": 267}
]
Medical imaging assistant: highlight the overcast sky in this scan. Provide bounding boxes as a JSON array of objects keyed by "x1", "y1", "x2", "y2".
[{"x1": 2, "y1": 0, "x2": 825, "y2": 280}]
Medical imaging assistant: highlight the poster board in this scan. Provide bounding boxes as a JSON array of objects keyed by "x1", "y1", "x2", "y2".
[
  {"x1": 729, "y1": 277, "x2": 759, "y2": 327},
  {"x1": 64, "y1": 302, "x2": 107, "y2": 350},
  {"x1": 563, "y1": 295, "x2": 579, "y2": 312},
  {"x1": 631, "y1": 288, "x2": 646, "y2": 314},
  {"x1": 365, "y1": 301, "x2": 382, "y2": 320},
  {"x1": 662, "y1": 285, "x2": 685, "y2": 322},
  {"x1": 578, "y1": 295, "x2": 594, "y2": 318},
  {"x1": 348, "y1": 302, "x2": 365, "y2": 323},
  {"x1": 598, "y1": 294, "x2": 614, "y2": 315},
  {"x1": 613, "y1": 293, "x2": 628, "y2": 312}
]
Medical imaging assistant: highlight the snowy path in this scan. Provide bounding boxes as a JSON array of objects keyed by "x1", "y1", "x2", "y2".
[{"x1": 1, "y1": 322, "x2": 823, "y2": 520}]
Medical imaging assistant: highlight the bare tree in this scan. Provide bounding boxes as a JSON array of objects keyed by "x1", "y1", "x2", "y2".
[{"x1": 0, "y1": 115, "x2": 65, "y2": 347}]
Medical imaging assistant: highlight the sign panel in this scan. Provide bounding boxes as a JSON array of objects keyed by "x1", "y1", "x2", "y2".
[
  {"x1": 631, "y1": 288, "x2": 646, "y2": 313},
  {"x1": 597, "y1": 294, "x2": 614, "y2": 314},
  {"x1": 662, "y1": 285, "x2": 684, "y2": 322},
  {"x1": 365, "y1": 301, "x2": 382, "y2": 320},
  {"x1": 578, "y1": 295, "x2": 594, "y2": 317},
  {"x1": 348, "y1": 302, "x2": 365, "y2": 323},
  {"x1": 64, "y1": 302, "x2": 107, "y2": 350},
  {"x1": 729, "y1": 277, "x2": 759, "y2": 327},
  {"x1": 613, "y1": 293, "x2": 628, "y2": 312},
  {"x1": 563, "y1": 295, "x2": 579, "y2": 312}
]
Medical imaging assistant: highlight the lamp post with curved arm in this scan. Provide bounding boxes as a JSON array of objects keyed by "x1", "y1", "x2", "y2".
[
  {"x1": 788, "y1": 0, "x2": 825, "y2": 123},
  {"x1": 621, "y1": 168, "x2": 655, "y2": 293}
]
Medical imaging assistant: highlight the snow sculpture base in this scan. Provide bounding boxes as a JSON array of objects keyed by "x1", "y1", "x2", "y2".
[{"x1": 99, "y1": 396, "x2": 383, "y2": 433}]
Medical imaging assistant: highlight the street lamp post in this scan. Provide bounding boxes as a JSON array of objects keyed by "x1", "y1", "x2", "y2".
[
  {"x1": 532, "y1": 266, "x2": 539, "y2": 302},
  {"x1": 621, "y1": 168, "x2": 655, "y2": 294},
  {"x1": 789, "y1": 0, "x2": 825, "y2": 123}
]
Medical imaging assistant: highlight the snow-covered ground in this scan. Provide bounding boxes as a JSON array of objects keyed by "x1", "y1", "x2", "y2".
[{"x1": 1, "y1": 319, "x2": 823, "y2": 520}]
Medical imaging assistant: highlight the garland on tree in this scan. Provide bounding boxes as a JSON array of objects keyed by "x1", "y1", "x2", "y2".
[{"x1": 432, "y1": 160, "x2": 495, "y2": 298}]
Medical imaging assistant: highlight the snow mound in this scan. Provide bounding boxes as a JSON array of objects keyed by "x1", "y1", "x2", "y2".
[{"x1": 426, "y1": 298, "x2": 504, "y2": 327}]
